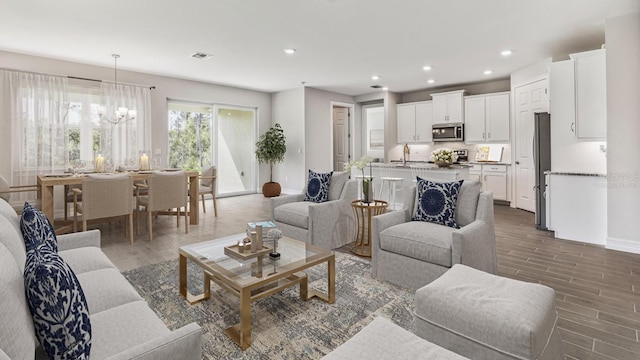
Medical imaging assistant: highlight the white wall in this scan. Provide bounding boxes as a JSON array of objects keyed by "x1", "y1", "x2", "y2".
[
  {"x1": 401, "y1": 79, "x2": 511, "y2": 103},
  {"x1": 605, "y1": 12, "x2": 640, "y2": 253},
  {"x1": 271, "y1": 88, "x2": 305, "y2": 192},
  {"x1": 304, "y1": 87, "x2": 355, "y2": 174},
  {"x1": 0, "y1": 50, "x2": 272, "y2": 187}
]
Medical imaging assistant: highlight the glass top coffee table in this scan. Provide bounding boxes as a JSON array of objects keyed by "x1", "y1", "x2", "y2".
[{"x1": 179, "y1": 234, "x2": 335, "y2": 350}]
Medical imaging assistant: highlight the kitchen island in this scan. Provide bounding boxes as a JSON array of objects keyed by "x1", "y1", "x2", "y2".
[{"x1": 350, "y1": 162, "x2": 470, "y2": 208}]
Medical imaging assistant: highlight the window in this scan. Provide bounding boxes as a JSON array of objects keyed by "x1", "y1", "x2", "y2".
[
  {"x1": 65, "y1": 88, "x2": 107, "y2": 165},
  {"x1": 167, "y1": 102, "x2": 212, "y2": 171}
]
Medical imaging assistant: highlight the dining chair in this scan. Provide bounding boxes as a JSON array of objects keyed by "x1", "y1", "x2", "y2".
[
  {"x1": 0, "y1": 175, "x2": 40, "y2": 213},
  {"x1": 199, "y1": 166, "x2": 218, "y2": 216},
  {"x1": 136, "y1": 170, "x2": 188, "y2": 241},
  {"x1": 73, "y1": 173, "x2": 134, "y2": 244}
]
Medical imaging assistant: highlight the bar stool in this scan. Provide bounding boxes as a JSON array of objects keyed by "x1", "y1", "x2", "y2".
[{"x1": 377, "y1": 164, "x2": 403, "y2": 210}]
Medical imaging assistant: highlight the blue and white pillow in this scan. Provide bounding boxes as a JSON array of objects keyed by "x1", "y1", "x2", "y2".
[
  {"x1": 304, "y1": 170, "x2": 333, "y2": 203},
  {"x1": 21, "y1": 202, "x2": 58, "y2": 252},
  {"x1": 412, "y1": 178, "x2": 464, "y2": 228},
  {"x1": 23, "y1": 246, "x2": 92, "y2": 359}
]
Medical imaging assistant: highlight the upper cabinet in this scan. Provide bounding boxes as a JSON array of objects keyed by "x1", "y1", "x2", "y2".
[
  {"x1": 570, "y1": 49, "x2": 606, "y2": 139},
  {"x1": 397, "y1": 101, "x2": 433, "y2": 143},
  {"x1": 464, "y1": 92, "x2": 510, "y2": 143},
  {"x1": 431, "y1": 90, "x2": 465, "y2": 124}
]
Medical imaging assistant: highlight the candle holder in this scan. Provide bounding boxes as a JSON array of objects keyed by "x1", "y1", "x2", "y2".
[
  {"x1": 139, "y1": 151, "x2": 150, "y2": 171},
  {"x1": 94, "y1": 154, "x2": 105, "y2": 173}
]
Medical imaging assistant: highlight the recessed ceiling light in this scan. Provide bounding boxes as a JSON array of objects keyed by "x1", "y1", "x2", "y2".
[
  {"x1": 501, "y1": 50, "x2": 512, "y2": 56},
  {"x1": 423, "y1": 65, "x2": 432, "y2": 71},
  {"x1": 284, "y1": 48, "x2": 296, "y2": 55},
  {"x1": 484, "y1": 70, "x2": 493, "y2": 75},
  {"x1": 382, "y1": 86, "x2": 389, "y2": 91},
  {"x1": 427, "y1": 79, "x2": 435, "y2": 84},
  {"x1": 191, "y1": 52, "x2": 213, "y2": 60},
  {"x1": 371, "y1": 75, "x2": 379, "y2": 80}
]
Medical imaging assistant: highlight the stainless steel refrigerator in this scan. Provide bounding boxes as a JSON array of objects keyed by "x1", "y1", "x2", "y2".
[{"x1": 534, "y1": 112, "x2": 551, "y2": 230}]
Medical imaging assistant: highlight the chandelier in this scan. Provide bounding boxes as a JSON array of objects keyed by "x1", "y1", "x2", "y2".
[{"x1": 97, "y1": 54, "x2": 137, "y2": 125}]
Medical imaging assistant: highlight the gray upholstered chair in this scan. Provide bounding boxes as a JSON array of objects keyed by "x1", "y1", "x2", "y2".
[
  {"x1": 136, "y1": 170, "x2": 188, "y2": 241},
  {"x1": 371, "y1": 179, "x2": 496, "y2": 289},
  {"x1": 73, "y1": 173, "x2": 134, "y2": 244},
  {"x1": 199, "y1": 166, "x2": 218, "y2": 216},
  {"x1": 0, "y1": 175, "x2": 40, "y2": 213},
  {"x1": 270, "y1": 171, "x2": 357, "y2": 249}
]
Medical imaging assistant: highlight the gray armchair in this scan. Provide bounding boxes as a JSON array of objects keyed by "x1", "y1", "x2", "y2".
[
  {"x1": 371, "y1": 180, "x2": 496, "y2": 289},
  {"x1": 270, "y1": 171, "x2": 357, "y2": 249}
]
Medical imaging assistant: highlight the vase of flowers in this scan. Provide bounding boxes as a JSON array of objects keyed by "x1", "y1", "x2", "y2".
[
  {"x1": 430, "y1": 148, "x2": 458, "y2": 168},
  {"x1": 344, "y1": 156, "x2": 374, "y2": 203}
]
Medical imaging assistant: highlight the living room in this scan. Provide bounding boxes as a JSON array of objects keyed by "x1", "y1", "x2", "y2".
[{"x1": 1, "y1": 1, "x2": 640, "y2": 359}]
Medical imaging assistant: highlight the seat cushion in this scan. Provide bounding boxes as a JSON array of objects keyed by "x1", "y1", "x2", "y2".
[
  {"x1": 0, "y1": 198, "x2": 21, "y2": 235},
  {"x1": 273, "y1": 202, "x2": 310, "y2": 229},
  {"x1": 89, "y1": 301, "x2": 170, "y2": 359},
  {"x1": 60, "y1": 247, "x2": 117, "y2": 275},
  {"x1": 380, "y1": 221, "x2": 455, "y2": 267},
  {"x1": 0, "y1": 243, "x2": 36, "y2": 360},
  {"x1": 322, "y1": 317, "x2": 469, "y2": 360},
  {"x1": 0, "y1": 215, "x2": 26, "y2": 271},
  {"x1": 456, "y1": 180, "x2": 481, "y2": 227},
  {"x1": 415, "y1": 264, "x2": 559, "y2": 360},
  {"x1": 304, "y1": 170, "x2": 333, "y2": 203},
  {"x1": 76, "y1": 268, "x2": 144, "y2": 315},
  {"x1": 328, "y1": 171, "x2": 348, "y2": 201},
  {"x1": 24, "y1": 246, "x2": 91, "y2": 359}
]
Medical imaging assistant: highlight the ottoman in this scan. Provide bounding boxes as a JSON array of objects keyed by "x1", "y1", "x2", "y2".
[
  {"x1": 321, "y1": 317, "x2": 470, "y2": 360},
  {"x1": 414, "y1": 264, "x2": 563, "y2": 360}
]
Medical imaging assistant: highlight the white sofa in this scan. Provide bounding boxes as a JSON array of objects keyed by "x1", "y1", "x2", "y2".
[{"x1": 0, "y1": 199, "x2": 202, "y2": 360}]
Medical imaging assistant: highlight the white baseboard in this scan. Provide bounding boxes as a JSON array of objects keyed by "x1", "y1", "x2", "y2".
[{"x1": 606, "y1": 236, "x2": 640, "y2": 255}]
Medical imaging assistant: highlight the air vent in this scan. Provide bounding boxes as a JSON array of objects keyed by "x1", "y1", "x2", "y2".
[
  {"x1": 191, "y1": 52, "x2": 213, "y2": 60},
  {"x1": 370, "y1": 85, "x2": 382, "y2": 89}
]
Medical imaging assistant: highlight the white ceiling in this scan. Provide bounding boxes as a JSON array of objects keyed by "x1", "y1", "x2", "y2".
[{"x1": 0, "y1": 0, "x2": 638, "y2": 96}]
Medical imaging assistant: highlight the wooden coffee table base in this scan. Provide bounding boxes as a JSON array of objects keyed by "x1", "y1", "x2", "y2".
[{"x1": 178, "y1": 251, "x2": 335, "y2": 350}]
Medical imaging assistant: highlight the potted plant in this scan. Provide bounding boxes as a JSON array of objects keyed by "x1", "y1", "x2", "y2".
[{"x1": 256, "y1": 123, "x2": 287, "y2": 197}]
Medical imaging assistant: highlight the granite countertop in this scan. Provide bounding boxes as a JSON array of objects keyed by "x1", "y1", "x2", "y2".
[
  {"x1": 373, "y1": 162, "x2": 469, "y2": 170},
  {"x1": 544, "y1": 171, "x2": 607, "y2": 177}
]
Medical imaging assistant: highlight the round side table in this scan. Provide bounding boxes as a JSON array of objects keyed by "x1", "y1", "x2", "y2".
[{"x1": 350, "y1": 200, "x2": 388, "y2": 257}]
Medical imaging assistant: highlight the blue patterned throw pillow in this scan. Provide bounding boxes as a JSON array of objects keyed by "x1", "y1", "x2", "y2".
[
  {"x1": 304, "y1": 170, "x2": 333, "y2": 203},
  {"x1": 412, "y1": 178, "x2": 464, "y2": 228},
  {"x1": 23, "y1": 246, "x2": 92, "y2": 359},
  {"x1": 21, "y1": 202, "x2": 58, "y2": 252}
]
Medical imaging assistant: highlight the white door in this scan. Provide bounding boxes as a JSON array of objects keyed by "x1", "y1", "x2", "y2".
[
  {"x1": 514, "y1": 79, "x2": 548, "y2": 212},
  {"x1": 333, "y1": 107, "x2": 349, "y2": 172}
]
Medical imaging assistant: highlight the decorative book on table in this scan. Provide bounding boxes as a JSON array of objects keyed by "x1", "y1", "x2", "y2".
[{"x1": 247, "y1": 221, "x2": 277, "y2": 229}]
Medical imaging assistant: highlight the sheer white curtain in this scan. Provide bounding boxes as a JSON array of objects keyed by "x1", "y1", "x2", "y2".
[
  {"x1": 0, "y1": 69, "x2": 69, "y2": 188},
  {"x1": 99, "y1": 82, "x2": 151, "y2": 167}
]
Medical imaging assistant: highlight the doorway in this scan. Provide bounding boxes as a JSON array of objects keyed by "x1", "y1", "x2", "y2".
[
  {"x1": 331, "y1": 102, "x2": 354, "y2": 172},
  {"x1": 513, "y1": 78, "x2": 548, "y2": 212}
]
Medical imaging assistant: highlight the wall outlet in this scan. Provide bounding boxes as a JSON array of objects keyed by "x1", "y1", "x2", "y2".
[{"x1": 285, "y1": 175, "x2": 288, "y2": 183}]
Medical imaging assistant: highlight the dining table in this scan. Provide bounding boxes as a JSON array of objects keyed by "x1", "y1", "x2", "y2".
[{"x1": 37, "y1": 170, "x2": 200, "y2": 233}]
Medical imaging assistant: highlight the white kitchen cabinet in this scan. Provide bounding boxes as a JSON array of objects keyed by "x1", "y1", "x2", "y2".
[
  {"x1": 570, "y1": 49, "x2": 606, "y2": 139},
  {"x1": 431, "y1": 90, "x2": 465, "y2": 124},
  {"x1": 464, "y1": 92, "x2": 510, "y2": 143},
  {"x1": 397, "y1": 101, "x2": 432, "y2": 143},
  {"x1": 481, "y1": 164, "x2": 507, "y2": 201},
  {"x1": 470, "y1": 164, "x2": 508, "y2": 201}
]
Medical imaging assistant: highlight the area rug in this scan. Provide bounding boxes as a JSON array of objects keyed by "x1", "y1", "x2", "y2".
[{"x1": 122, "y1": 251, "x2": 414, "y2": 359}]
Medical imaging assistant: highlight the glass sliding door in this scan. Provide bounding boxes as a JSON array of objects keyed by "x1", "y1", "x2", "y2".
[
  {"x1": 214, "y1": 105, "x2": 256, "y2": 196},
  {"x1": 167, "y1": 101, "x2": 212, "y2": 171}
]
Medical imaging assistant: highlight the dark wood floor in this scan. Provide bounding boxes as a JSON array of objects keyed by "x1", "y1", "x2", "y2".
[
  {"x1": 493, "y1": 204, "x2": 640, "y2": 360},
  {"x1": 99, "y1": 196, "x2": 640, "y2": 359}
]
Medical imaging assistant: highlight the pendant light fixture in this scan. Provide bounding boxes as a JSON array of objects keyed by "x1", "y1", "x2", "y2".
[{"x1": 97, "y1": 54, "x2": 137, "y2": 125}]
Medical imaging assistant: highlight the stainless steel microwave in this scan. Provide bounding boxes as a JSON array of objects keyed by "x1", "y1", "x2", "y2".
[{"x1": 432, "y1": 123, "x2": 464, "y2": 142}]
